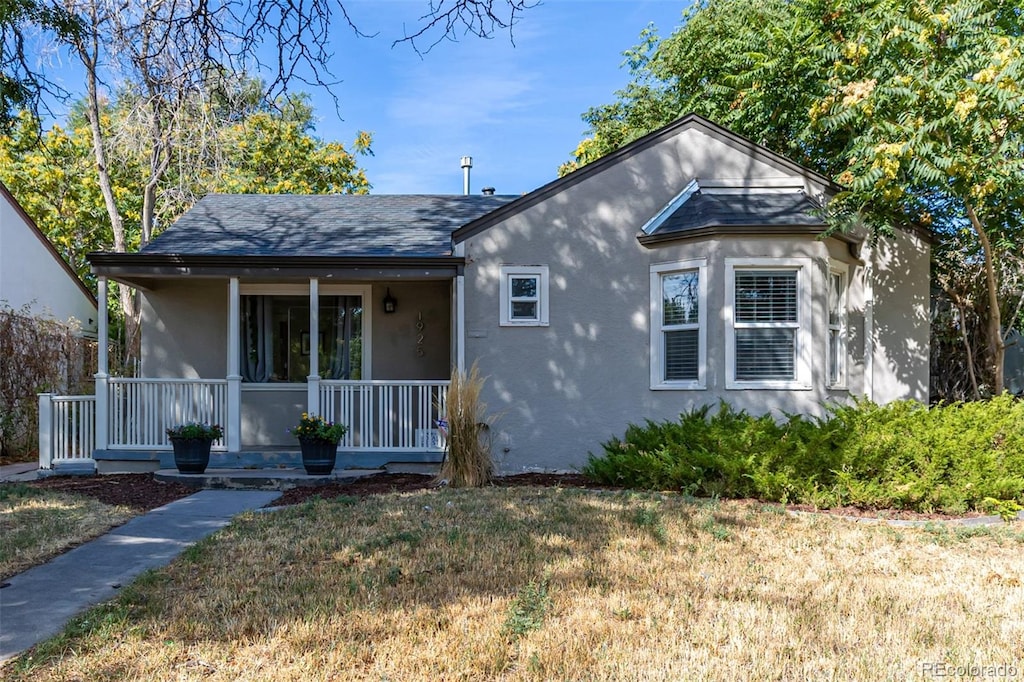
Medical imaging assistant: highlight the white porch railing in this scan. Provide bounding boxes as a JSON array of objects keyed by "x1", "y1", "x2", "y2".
[
  {"x1": 319, "y1": 380, "x2": 449, "y2": 451},
  {"x1": 39, "y1": 378, "x2": 447, "y2": 461},
  {"x1": 38, "y1": 394, "x2": 96, "y2": 470},
  {"x1": 108, "y1": 378, "x2": 228, "y2": 450}
]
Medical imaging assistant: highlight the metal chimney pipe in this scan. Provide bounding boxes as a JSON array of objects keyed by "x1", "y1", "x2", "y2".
[{"x1": 460, "y1": 156, "x2": 472, "y2": 195}]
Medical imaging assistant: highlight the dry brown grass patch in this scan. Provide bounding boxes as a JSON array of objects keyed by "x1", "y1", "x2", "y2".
[
  {"x1": 0, "y1": 483, "x2": 135, "y2": 579},
  {"x1": 6, "y1": 488, "x2": 1024, "y2": 680}
]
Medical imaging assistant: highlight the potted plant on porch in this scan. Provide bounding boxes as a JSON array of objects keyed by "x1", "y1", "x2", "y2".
[
  {"x1": 166, "y1": 422, "x2": 223, "y2": 474},
  {"x1": 290, "y1": 413, "x2": 347, "y2": 475}
]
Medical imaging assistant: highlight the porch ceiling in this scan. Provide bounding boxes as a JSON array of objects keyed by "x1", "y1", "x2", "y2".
[{"x1": 88, "y1": 253, "x2": 464, "y2": 289}]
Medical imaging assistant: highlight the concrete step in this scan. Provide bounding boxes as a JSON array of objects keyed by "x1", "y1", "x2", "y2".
[{"x1": 154, "y1": 467, "x2": 385, "y2": 490}]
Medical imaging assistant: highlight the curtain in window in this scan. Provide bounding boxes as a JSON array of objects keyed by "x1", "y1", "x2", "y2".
[
  {"x1": 323, "y1": 296, "x2": 361, "y2": 380},
  {"x1": 241, "y1": 296, "x2": 274, "y2": 382}
]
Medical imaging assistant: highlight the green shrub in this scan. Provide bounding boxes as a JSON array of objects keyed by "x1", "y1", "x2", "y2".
[{"x1": 584, "y1": 396, "x2": 1024, "y2": 514}]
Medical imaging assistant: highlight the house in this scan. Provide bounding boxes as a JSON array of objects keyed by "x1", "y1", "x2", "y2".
[
  {"x1": 43, "y1": 114, "x2": 930, "y2": 473},
  {"x1": 0, "y1": 182, "x2": 97, "y2": 334}
]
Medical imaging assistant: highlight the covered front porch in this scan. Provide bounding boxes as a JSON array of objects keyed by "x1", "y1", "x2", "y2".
[{"x1": 39, "y1": 266, "x2": 466, "y2": 473}]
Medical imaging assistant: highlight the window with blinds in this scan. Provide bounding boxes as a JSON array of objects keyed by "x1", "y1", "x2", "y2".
[
  {"x1": 662, "y1": 270, "x2": 700, "y2": 381},
  {"x1": 650, "y1": 259, "x2": 706, "y2": 389},
  {"x1": 732, "y1": 269, "x2": 799, "y2": 381}
]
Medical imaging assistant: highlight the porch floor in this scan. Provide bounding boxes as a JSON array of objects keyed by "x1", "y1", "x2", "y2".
[{"x1": 154, "y1": 467, "x2": 385, "y2": 491}]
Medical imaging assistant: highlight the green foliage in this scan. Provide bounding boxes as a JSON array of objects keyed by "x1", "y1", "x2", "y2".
[
  {"x1": 503, "y1": 577, "x2": 551, "y2": 639},
  {"x1": 632, "y1": 503, "x2": 669, "y2": 544},
  {"x1": 165, "y1": 422, "x2": 224, "y2": 441},
  {"x1": 289, "y1": 413, "x2": 347, "y2": 444},
  {"x1": 584, "y1": 396, "x2": 1024, "y2": 514}
]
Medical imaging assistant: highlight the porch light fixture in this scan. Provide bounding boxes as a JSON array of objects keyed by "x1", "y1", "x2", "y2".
[{"x1": 383, "y1": 288, "x2": 397, "y2": 314}]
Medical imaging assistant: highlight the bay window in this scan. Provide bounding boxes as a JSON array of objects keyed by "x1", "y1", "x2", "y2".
[{"x1": 726, "y1": 258, "x2": 811, "y2": 389}]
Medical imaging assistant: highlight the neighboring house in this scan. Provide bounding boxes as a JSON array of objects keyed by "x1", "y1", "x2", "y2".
[
  {"x1": 0, "y1": 182, "x2": 97, "y2": 334},
  {"x1": 52, "y1": 114, "x2": 930, "y2": 473}
]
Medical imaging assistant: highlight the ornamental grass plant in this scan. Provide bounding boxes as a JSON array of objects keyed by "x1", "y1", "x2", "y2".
[{"x1": 438, "y1": 362, "x2": 494, "y2": 487}]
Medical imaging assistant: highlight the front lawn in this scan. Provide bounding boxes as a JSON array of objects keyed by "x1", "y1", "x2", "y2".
[
  {"x1": 6, "y1": 486, "x2": 1024, "y2": 680},
  {"x1": 0, "y1": 484, "x2": 135, "y2": 579}
]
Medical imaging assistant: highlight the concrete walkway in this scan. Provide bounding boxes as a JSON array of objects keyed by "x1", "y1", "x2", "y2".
[
  {"x1": 0, "y1": 489, "x2": 281, "y2": 663},
  {"x1": 0, "y1": 462, "x2": 38, "y2": 483}
]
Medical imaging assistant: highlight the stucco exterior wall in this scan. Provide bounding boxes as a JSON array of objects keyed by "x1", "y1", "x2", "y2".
[
  {"x1": 141, "y1": 280, "x2": 228, "y2": 378},
  {"x1": 868, "y1": 229, "x2": 931, "y2": 404},
  {"x1": 0, "y1": 191, "x2": 96, "y2": 333},
  {"x1": 460, "y1": 125, "x2": 928, "y2": 472},
  {"x1": 370, "y1": 281, "x2": 451, "y2": 380}
]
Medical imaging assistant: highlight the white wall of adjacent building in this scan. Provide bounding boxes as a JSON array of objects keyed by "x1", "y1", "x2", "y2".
[{"x1": 0, "y1": 187, "x2": 97, "y2": 334}]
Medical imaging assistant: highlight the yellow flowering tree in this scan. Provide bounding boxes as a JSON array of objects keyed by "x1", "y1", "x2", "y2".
[{"x1": 814, "y1": 0, "x2": 1023, "y2": 394}]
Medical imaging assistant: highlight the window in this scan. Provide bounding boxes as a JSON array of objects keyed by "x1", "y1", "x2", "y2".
[
  {"x1": 499, "y1": 266, "x2": 549, "y2": 326},
  {"x1": 726, "y1": 258, "x2": 811, "y2": 389},
  {"x1": 239, "y1": 285, "x2": 368, "y2": 382},
  {"x1": 828, "y1": 262, "x2": 849, "y2": 388},
  {"x1": 650, "y1": 259, "x2": 706, "y2": 389}
]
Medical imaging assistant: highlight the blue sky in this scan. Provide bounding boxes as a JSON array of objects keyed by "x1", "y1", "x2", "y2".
[{"x1": 309, "y1": 1, "x2": 689, "y2": 195}]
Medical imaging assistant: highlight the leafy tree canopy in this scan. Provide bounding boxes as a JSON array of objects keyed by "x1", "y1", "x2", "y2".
[{"x1": 0, "y1": 86, "x2": 371, "y2": 286}]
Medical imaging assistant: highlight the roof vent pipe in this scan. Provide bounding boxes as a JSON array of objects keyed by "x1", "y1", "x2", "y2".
[
  {"x1": 460, "y1": 156, "x2": 472, "y2": 195},
  {"x1": 481, "y1": 187, "x2": 495, "y2": 196}
]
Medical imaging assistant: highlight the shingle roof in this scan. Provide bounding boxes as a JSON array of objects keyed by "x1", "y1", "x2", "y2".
[
  {"x1": 142, "y1": 194, "x2": 519, "y2": 258},
  {"x1": 652, "y1": 190, "x2": 826, "y2": 236}
]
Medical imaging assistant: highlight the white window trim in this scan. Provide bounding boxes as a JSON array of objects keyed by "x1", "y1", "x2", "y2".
[
  {"x1": 238, "y1": 282, "x2": 372, "y2": 380},
  {"x1": 499, "y1": 265, "x2": 549, "y2": 326},
  {"x1": 828, "y1": 260, "x2": 849, "y2": 390},
  {"x1": 725, "y1": 257, "x2": 812, "y2": 390},
  {"x1": 650, "y1": 258, "x2": 707, "y2": 390}
]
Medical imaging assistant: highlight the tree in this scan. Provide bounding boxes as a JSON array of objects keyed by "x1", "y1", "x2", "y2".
[
  {"x1": 0, "y1": 92, "x2": 372, "y2": 336},
  {"x1": 0, "y1": 112, "x2": 107, "y2": 284},
  {"x1": 38, "y1": 0, "x2": 531, "y2": 368},
  {"x1": 0, "y1": 0, "x2": 82, "y2": 131},
  {"x1": 560, "y1": 0, "x2": 833, "y2": 175},
  {"x1": 564, "y1": 0, "x2": 1024, "y2": 396},
  {"x1": 812, "y1": 0, "x2": 1024, "y2": 393}
]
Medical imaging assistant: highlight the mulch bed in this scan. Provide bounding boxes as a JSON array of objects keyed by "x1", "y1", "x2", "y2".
[
  {"x1": 12, "y1": 472, "x2": 994, "y2": 522},
  {"x1": 12, "y1": 472, "x2": 604, "y2": 512},
  {"x1": 23, "y1": 474, "x2": 195, "y2": 512}
]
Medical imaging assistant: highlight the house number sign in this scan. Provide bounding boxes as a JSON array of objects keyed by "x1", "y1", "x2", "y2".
[{"x1": 416, "y1": 312, "x2": 425, "y2": 357}]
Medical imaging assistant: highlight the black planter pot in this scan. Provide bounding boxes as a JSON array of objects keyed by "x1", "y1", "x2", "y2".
[
  {"x1": 298, "y1": 438, "x2": 338, "y2": 475},
  {"x1": 170, "y1": 437, "x2": 213, "y2": 474}
]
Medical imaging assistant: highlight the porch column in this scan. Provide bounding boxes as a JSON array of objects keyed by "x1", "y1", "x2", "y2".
[
  {"x1": 455, "y1": 274, "x2": 466, "y2": 371},
  {"x1": 307, "y1": 278, "x2": 321, "y2": 415},
  {"x1": 94, "y1": 276, "x2": 109, "y2": 450},
  {"x1": 226, "y1": 277, "x2": 242, "y2": 452}
]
